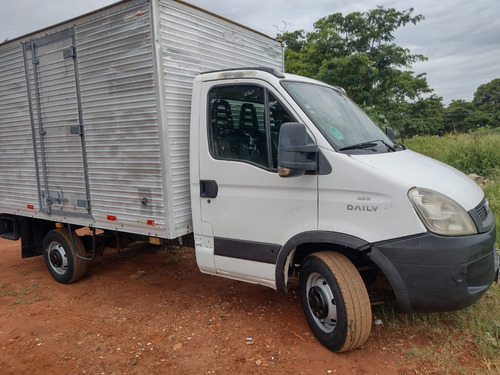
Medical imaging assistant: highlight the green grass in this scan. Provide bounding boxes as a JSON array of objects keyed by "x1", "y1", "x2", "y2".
[
  {"x1": 0, "y1": 287, "x2": 29, "y2": 297},
  {"x1": 22, "y1": 266, "x2": 43, "y2": 275},
  {"x1": 405, "y1": 129, "x2": 500, "y2": 177},
  {"x1": 0, "y1": 284, "x2": 52, "y2": 305},
  {"x1": 10, "y1": 294, "x2": 52, "y2": 306}
]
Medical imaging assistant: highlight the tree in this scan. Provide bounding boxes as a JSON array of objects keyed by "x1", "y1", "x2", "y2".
[
  {"x1": 368, "y1": 94, "x2": 444, "y2": 141},
  {"x1": 281, "y1": 7, "x2": 428, "y2": 102},
  {"x1": 280, "y1": 7, "x2": 445, "y2": 137},
  {"x1": 443, "y1": 96, "x2": 498, "y2": 134},
  {"x1": 443, "y1": 100, "x2": 473, "y2": 133},
  {"x1": 473, "y1": 78, "x2": 500, "y2": 127},
  {"x1": 473, "y1": 78, "x2": 500, "y2": 108}
]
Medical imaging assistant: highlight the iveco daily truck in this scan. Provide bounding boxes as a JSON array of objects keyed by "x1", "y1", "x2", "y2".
[{"x1": 0, "y1": 0, "x2": 498, "y2": 352}]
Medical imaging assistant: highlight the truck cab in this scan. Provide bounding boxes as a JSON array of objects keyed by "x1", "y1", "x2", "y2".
[{"x1": 189, "y1": 67, "x2": 498, "y2": 352}]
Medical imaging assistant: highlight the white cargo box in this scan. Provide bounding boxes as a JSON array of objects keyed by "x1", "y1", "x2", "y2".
[{"x1": 0, "y1": 0, "x2": 283, "y2": 239}]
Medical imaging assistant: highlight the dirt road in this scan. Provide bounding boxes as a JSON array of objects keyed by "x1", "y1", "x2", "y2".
[{"x1": 0, "y1": 237, "x2": 472, "y2": 374}]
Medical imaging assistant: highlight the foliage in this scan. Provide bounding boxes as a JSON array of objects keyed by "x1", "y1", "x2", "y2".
[
  {"x1": 0, "y1": 284, "x2": 52, "y2": 305},
  {"x1": 279, "y1": 7, "x2": 499, "y2": 138},
  {"x1": 443, "y1": 100, "x2": 474, "y2": 133},
  {"x1": 279, "y1": 7, "x2": 446, "y2": 138},
  {"x1": 405, "y1": 129, "x2": 500, "y2": 177},
  {"x1": 473, "y1": 78, "x2": 500, "y2": 128},
  {"x1": 281, "y1": 7, "x2": 428, "y2": 104},
  {"x1": 444, "y1": 96, "x2": 498, "y2": 133},
  {"x1": 473, "y1": 79, "x2": 500, "y2": 110}
]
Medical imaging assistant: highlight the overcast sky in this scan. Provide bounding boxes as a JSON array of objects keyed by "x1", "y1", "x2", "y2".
[{"x1": 1, "y1": 0, "x2": 498, "y2": 105}]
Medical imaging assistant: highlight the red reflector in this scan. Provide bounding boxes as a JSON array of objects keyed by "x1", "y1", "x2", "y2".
[
  {"x1": 147, "y1": 220, "x2": 155, "y2": 226},
  {"x1": 27, "y1": 204, "x2": 34, "y2": 210},
  {"x1": 107, "y1": 215, "x2": 117, "y2": 221}
]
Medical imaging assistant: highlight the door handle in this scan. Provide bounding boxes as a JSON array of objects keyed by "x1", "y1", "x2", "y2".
[{"x1": 200, "y1": 180, "x2": 218, "y2": 198}]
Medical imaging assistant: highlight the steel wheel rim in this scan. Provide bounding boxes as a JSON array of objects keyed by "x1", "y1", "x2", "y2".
[
  {"x1": 47, "y1": 241, "x2": 68, "y2": 275},
  {"x1": 306, "y1": 272, "x2": 337, "y2": 333}
]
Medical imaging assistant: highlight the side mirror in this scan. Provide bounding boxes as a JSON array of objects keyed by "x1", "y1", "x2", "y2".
[
  {"x1": 277, "y1": 122, "x2": 318, "y2": 177},
  {"x1": 385, "y1": 127, "x2": 395, "y2": 142}
]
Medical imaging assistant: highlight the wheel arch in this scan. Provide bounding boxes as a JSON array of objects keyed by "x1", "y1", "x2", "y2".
[
  {"x1": 23, "y1": 218, "x2": 56, "y2": 258},
  {"x1": 275, "y1": 231, "x2": 371, "y2": 293}
]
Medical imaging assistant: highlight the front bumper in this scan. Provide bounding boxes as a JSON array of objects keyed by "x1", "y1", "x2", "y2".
[{"x1": 369, "y1": 225, "x2": 498, "y2": 313}]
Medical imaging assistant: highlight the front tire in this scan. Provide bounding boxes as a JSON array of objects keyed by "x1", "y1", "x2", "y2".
[
  {"x1": 43, "y1": 228, "x2": 88, "y2": 284},
  {"x1": 299, "y1": 251, "x2": 372, "y2": 352}
]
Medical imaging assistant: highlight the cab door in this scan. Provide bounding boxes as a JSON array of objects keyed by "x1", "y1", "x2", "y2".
[{"x1": 194, "y1": 79, "x2": 318, "y2": 287}]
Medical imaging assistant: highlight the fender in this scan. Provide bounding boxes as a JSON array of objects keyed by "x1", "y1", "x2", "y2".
[
  {"x1": 368, "y1": 246, "x2": 412, "y2": 313},
  {"x1": 274, "y1": 231, "x2": 369, "y2": 292}
]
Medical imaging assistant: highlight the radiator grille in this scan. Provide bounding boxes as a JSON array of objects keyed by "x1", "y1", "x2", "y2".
[{"x1": 474, "y1": 199, "x2": 489, "y2": 222}]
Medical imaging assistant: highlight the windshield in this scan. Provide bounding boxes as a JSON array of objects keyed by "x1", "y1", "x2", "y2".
[{"x1": 282, "y1": 81, "x2": 396, "y2": 153}]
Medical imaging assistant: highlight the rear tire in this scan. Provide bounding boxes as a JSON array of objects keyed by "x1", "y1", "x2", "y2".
[
  {"x1": 43, "y1": 228, "x2": 88, "y2": 284},
  {"x1": 299, "y1": 251, "x2": 372, "y2": 352}
]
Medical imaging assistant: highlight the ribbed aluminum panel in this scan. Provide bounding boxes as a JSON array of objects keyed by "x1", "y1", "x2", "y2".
[
  {"x1": 0, "y1": 43, "x2": 39, "y2": 213},
  {"x1": 0, "y1": 0, "x2": 283, "y2": 239},
  {"x1": 75, "y1": 0, "x2": 172, "y2": 236},
  {"x1": 157, "y1": 0, "x2": 283, "y2": 235}
]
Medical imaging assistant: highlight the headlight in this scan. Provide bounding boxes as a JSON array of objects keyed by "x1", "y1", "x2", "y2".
[{"x1": 408, "y1": 188, "x2": 477, "y2": 236}]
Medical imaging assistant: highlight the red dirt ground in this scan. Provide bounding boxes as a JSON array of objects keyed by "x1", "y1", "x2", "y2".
[{"x1": 0, "y1": 237, "x2": 480, "y2": 374}]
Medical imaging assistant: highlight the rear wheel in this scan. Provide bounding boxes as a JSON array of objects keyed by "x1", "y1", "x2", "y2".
[
  {"x1": 299, "y1": 251, "x2": 372, "y2": 352},
  {"x1": 43, "y1": 228, "x2": 87, "y2": 284}
]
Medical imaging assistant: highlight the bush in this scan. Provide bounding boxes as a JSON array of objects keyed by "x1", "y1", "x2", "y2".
[{"x1": 405, "y1": 129, "x2": 500, "y2": 178}]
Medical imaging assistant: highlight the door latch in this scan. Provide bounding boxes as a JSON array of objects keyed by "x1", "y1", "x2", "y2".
[{"x1": 200, "y1": 180, "x2": 218, "y2": 198}]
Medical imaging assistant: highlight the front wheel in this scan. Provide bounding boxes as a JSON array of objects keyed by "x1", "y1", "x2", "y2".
[
  {"x1": 299, "y1": 251, "x2": 372, "y2": 352},
  {"x1": 43, "y1": 228, "x2": 88, "y2": 284}
]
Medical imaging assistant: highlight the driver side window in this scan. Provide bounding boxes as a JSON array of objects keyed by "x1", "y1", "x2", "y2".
[{"x1": 208, "y1": 85, "x2": 294, "y2": 170}]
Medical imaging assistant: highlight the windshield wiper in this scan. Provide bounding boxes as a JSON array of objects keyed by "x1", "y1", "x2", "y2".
[
  {"x1": 394, "y1": 141, "x2": 406, "y2": 150},
  {"x1": 339, "y1": 139, "x2": 396, "y2": 152},
  {"x1": 339, "y1": 141, "x2": 378, "y2": 151},
  {"x1": 379, "y1": 139, "x2": 396, "y2": 152}
]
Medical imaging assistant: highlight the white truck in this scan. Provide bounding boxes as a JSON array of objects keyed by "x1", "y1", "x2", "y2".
[{"x1": 0, "y1": 0, "x2": 498, "y2": 352}]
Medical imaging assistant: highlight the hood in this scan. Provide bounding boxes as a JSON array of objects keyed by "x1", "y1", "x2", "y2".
[{"x1": 349, "y1": 149, "x2": 484, "y2": 211}]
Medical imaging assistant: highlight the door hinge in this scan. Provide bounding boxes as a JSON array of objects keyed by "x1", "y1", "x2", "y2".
[
  {"x1": 63, "y1": 46, "x2": 76, "y2": 59},
  {"x1": 77, "y1": 199, "x2": 91, "y2": 210},
  {"x1": 70, "y1": 125, "x2": 84, "y2": 135}
]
